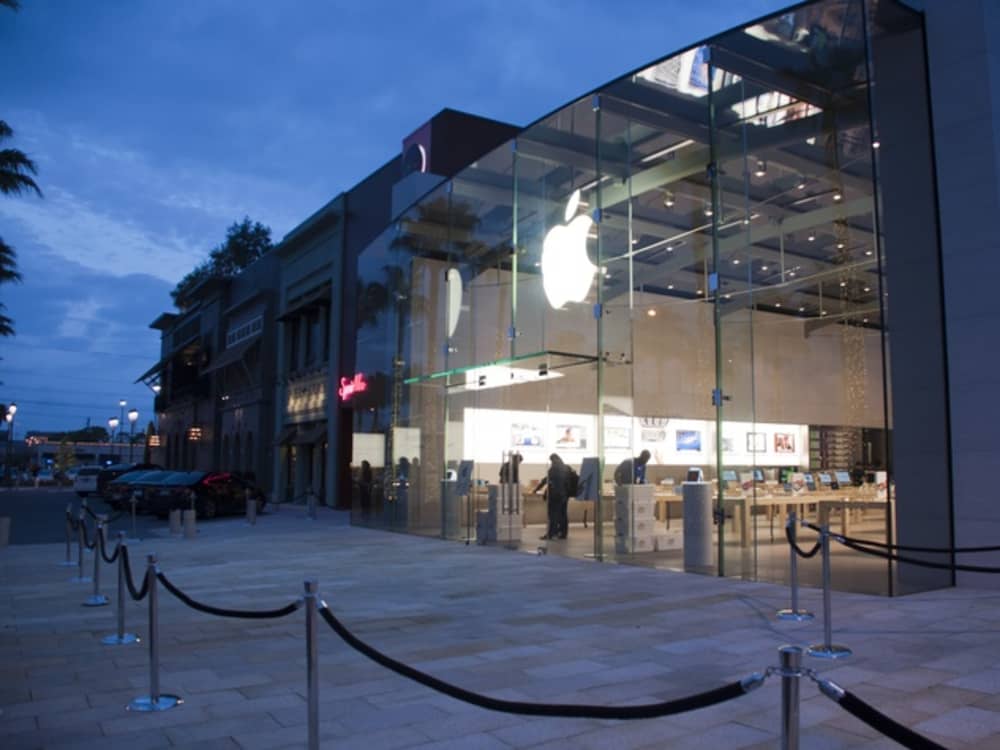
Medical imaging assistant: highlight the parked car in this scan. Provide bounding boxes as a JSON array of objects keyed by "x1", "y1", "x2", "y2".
[
  {"x1": 98, "y1": 462, "x2": 162, "y2": 497},
  {"x1": 73, "y1": 466, "x2": 103, "y2": 497},
  {"x1": 104, "y1": 469, "x2": 169, "y2": 510},
  {"x1": 143, "y1": 471, "x2": 266, "y2": 519}
]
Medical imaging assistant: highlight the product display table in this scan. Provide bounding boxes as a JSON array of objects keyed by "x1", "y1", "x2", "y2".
[{"x1": 818, "y1": 499, "x2": 892, "y2": 538}]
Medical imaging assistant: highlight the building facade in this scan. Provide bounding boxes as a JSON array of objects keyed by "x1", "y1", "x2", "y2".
[{"x1": 347, "y1": 0, "x2": 1000, "y2": 594}]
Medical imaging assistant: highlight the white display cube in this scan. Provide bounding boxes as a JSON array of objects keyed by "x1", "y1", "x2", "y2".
[
  {"x1": 614, "y1": 516, "x2": 656, "y2": 536},
  {"x1": 614, "y1": 534, "x2": 655, "y2": 554}
]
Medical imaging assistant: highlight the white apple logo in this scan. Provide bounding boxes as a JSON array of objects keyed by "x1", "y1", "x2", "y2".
[
  {"x1": 541, "y1": 189, "x2": 597, "y2": 309},
  {"x1": 446, "y1": 268, "x2": 461, "y2": 338}
]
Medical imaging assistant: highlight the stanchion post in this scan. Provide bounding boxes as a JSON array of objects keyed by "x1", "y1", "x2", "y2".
[
  {"x1": 245, "y1": 489, "x2": 257, "y2": 526},
  {"x1": 102, "y1": 532, "x2": 138, "y2": 645},
  {"x1": 307, "y1": 490, "x2": 317, "y2": 521},
  {"x1": 304, "y1": 579, "x2": 319, "y2": 750},
  {"x1": 128, "y1": 554, "x2": 181, "y2": 711},
  {"x1": 128, "y1": 492, "x2": 140, "y2": 543},
  {"x1": 807, "y1": 525, "x2": 852, "y2": 659},
  {"x1": 70, "y1": 511, "x2": 91, "y2": 583},
  {"x1": 84, "y1": 516, "x2": 109, "y2": 606},
  {"x1": 779, "y1": 645, "x2": 802, "y2": 750},
  {"x1": 777, "y1": 511, "x2": 813, "y2": 621},
  {"x1": 58, "y1": 504, "x2": 76, "y2": 566}
]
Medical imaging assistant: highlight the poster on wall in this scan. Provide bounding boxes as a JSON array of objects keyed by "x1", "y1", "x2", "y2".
[
  {"x1": 641, "y1": 427, "x2": 667, "y2": 443},
  {"x1": 747, "y1": 432, "x2": 766, "y2": 453},
  {"x1": 511, "y1": 423, "x2": 543, "y2": 448},
  {"x1": 604, "y1": 426, "x2": 631, "y2": 449},
  {"x1": 774, "y1": 433, "x2": 795, "y2": 453},
  {"x1": 721, "y1": 437, "x2": 734, "y2": 453},
  {"x1": 676, "y1": 430, "x2": 702, "y2": 452},
  {"x1": 554, "y1": 424, "x2": 587, "y2": 449}
]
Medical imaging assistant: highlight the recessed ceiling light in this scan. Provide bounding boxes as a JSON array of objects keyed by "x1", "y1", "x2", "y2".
[
  {"x1": 666, "y1": 245, "x2": 674, "y2": 252},
  {"x1": 806, "y1": 136, "x2": 817, "y2": 145},
  {"x1": 761, "y1": 265, "x2": 768, "y2": 271},
  {"x1": 754, "y1": 160, "x2": 767, "y2": 178},
  {"x1": 798, "y1": 307, "x2": 805, "y2": 312},
  {"x1": 863, "y1": 317, "x2": 869, "y2": 323},
  {"x1": 808, "y1": 234, "x2": 816, "y2": 242},
  {"x1": 863, "y1": 286, "x2": 871, "y2": 292},
  {"x1": 667, "y1": 284, "x2": 674, "y2": 290},
  {"x1": 696, "y1": 289, "x2": 703, "y2": 295},
  {"x1": 865, "y1": 249, "x2": 873, "y2": 256},
  {"x1": 775, "y1": 302, "x2": 782, "y2": 308},
  {"x1": 821, "y1": 310, "x2": 828, "y2": 316},
  {"x1": 872, "y1": 140, "x2": 881, "y2": 149},
  {"x1": 836, "y1": 242, "x2": 845, "y2": 249},
  {"x1": 704, "y1": 202, "x2": 713, "y2": 217},
  {"x1": 732, "y1": 258, "x2": 740, "y2": 265},
  {"x1": 797, "y1": 181, "x2": 807, "y2": 190},
  {"x1": 631, "y1": 238, "x2": 638, "y2": 245},
  {"x1": 789, "y1": 271, "x2": 796, "y2": 277},
  {"x1": 647, "y1": 308, "x2": 657, "y2": 317},
  {"x1": 663, "y1": 190, "x2": 675, "y2": 207},
  {"x1": 833, "y1": 192, "x2": 842, "y2": 202},
  {"x1": 724, "y1": 293, "x2": 731, "y2": 299}
]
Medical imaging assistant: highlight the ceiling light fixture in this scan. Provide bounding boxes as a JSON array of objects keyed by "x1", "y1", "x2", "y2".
[
  {"x1": 704, "y1": 202, "x2": 713, "y2": 217},
  {"x1": 872, "y1": 140, "x2": 881, "y2": 149},
  {"x1": 865, "y1": 249, "x2": 873, "y2": 256},
  {"x1": 754, "y1": 160, "x2": 767, "y2": 178},
  {"x1": 808, "y1": 233, "x2": 816, "y2": 242},
  {"x1": 833, "y1": 192, "x2": 843, "y2": 202},
  {"x1": 797, "y1": 180, "x2": 807, "y2": 190},
  {"x1": 663, "y1": 190, "x2": 675, "y2": 208},
  {"x1": 732, "y1": 258, "x2": 740, "y2": 265},
  {"x1": 647, "y1": 308, "x2": 657, "y2": 317},
  {"x1": 775, "y1": 302, "x2": 782, "y2": 308},
  {"x1": 837, "y1": 242, "x2": 845, "y2": 249},
  {"x1": 761, "y1": 265, "x2": 768, "y2": 271},
  {"x1": 667, "y1": 284, "x2": 674, "y2": 290},
  {"x1": 640, "y1": 138, "x2": 696, "y2": 163}
]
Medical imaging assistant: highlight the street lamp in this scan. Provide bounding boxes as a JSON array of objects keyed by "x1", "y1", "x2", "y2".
[
  {"x1": 5, "y1": 403, "x2": 15, "y2": 486},
  {"x1": 128, "y1": 408, "x2": 139, "y2": 462},
  {"x1": 118, "y1": 399, "x2": 127, "y2": 444},
  {"x1": 108, "y1": 417, "x2": 119, "y2": 462}
]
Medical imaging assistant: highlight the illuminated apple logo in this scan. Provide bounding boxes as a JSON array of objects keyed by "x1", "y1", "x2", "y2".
[{"x1": 541, "y1": 189, "x2": 597, "y2": 309}]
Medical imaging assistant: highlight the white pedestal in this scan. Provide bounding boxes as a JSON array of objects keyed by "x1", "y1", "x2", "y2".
[{"x1": 682, "y1": 481, "x2": 713, "y2": 571}]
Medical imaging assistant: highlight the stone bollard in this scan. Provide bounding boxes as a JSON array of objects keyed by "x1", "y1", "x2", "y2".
[
  {"x1": 168, "y1": 509, "x2": 182, "y2": 535},
  {"x1": 182, "y1": 509, "x2": 197, "y2": 539},
  {"x1": 245, "y1": 495, "x2": 257, "y2": 526}
]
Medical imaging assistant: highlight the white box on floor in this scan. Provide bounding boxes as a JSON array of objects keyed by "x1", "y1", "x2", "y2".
[
  {"x1": 614, "y1": 533, "x2": 655, "y2": 554},
  {"x1": 655, "y1": 530, "x2": 682, "y2": 551},
  {"x1": 614, "y1": 516, "x2": 656, "y2": 536},
  {"x1": 494, "y1": 513, "x2": 523, "y2": 542}
]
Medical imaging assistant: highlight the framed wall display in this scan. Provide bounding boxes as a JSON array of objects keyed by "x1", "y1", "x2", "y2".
[
  {"x1": 604, "y1": 426, "x2": 631, "y2": 449},
  {"x1": 554, "y1": 424, "x2": 587, "y2": 449},
  {"x1": 511, "y1": 423, "x2": 543, "y2": 447},
  {"x1": 747, "y1": 432, "x2": 767, "y2": 453},
  {"x1": 774, "y1": 432, "x2": 795, "y2": 453},
  {"x1": 721, "y1": 437, "x2": 734, "y2": 453},
  {"x1": 641, "y1": 428, "x2": 666, "y2": 442},
  {"x1": 676, "y1": 429, "x2": 702, "y2": 452}
]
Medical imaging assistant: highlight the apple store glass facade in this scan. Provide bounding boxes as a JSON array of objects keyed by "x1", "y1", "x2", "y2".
[{"x1": 352, "y1": 0, "x2": 940, "y2": 594}]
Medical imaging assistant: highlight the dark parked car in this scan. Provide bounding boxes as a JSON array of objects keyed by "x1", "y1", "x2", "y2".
[
  {"x1": 98, "y1": 462, "x2": 162, "y2": 496},
  {"x1": 104, "y1": 469, "x2": 169, "y2": 510},
  {"x1": 143, "y1": 471, "x2": 266, "y2": 519}
]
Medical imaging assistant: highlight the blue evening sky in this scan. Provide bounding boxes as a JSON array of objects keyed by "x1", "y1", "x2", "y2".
[{"x1": 0, "y1": 0, "x2": 788, "y2": 434}]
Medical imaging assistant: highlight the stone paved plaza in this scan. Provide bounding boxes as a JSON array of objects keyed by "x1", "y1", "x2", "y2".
[{"x1": 2, "y1": 508, "x2": 1000, "y2": 749}]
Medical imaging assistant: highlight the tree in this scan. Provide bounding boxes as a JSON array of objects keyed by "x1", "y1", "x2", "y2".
[
  {"x1": 55, "y1": 438, "x2": 76, "y2": 476},
  {"x1": 171, "y1": 217, "x2": 273, "y2": 309}
]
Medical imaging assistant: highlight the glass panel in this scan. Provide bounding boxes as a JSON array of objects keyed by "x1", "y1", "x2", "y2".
[{"x1": 709, "y1": 0, "x2": 891, "y2": 593}]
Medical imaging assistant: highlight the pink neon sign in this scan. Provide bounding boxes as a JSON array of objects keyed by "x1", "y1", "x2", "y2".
[{"x1": 337, "y1": 373, "x2": 368, "y2": 401}]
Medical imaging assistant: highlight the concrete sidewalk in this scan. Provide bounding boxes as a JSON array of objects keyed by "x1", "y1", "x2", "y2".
[{"x1": 2, "y1": 508, "x2": 999, "y2": 749}]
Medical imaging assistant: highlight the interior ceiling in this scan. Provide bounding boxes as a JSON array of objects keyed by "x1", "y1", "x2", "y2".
[{"x1": 399, "y1": 0, "x2": 895, "y2": 334}]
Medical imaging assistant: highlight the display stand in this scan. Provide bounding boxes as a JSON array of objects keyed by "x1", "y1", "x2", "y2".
[{"x1": 682, "y1": 481, "x2": 713, "y2": 571}]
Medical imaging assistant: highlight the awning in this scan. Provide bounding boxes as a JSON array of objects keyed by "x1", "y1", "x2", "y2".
[
  {"x1": 295, "y1": 423, "x2": 328, "y2": 445},
  {"x1": 201, "y1": 336, "x2": 258, "y2": 374},
  {"x1": 275, "y1": 426, "x2": 297, "y2": 445},
  {"x1": 134, "y1": 357, "x2": 169, "y2": 384}
]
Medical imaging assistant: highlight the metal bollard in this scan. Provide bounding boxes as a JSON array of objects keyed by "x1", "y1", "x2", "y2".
[
  {"x1": 128, "y1": 493, "x2": 141, "y2": 543},
  {"x1": 807, "y1": 525, "x2": 852, "y2": 659},
  {"x1": 304, "y1": 580, "x2": 319, "y2": 750},
  {"x1": 102, "y1": 532, "x2": 138, "y2": 645},
  {"x1": 70, "y1": 511, "x2": 92, "y2": 583},
  {"x1": 168, "y1": 508, "x2": 181, "y2": 535},
  {"x1": 245, "y1": 491, "x2": 257, "y2": 526},
  {"x1": 83, "y1": 517, "x2": 109, "y2": 607},
  {"x1": 777, "y1": 511, "x2": 814, "y2": 621},
  {"x1": 128, "y1": 554, "x2": 181, "y2": 712},
  {"x1": 307, "y1": 490, "x2": 317, "y2": 521},
  {"x1": 58, "y1": 505, "x2": 76, "y2": 566},
  {"x1": 182, "y1": 509, "x2": 197, "y2": 539},
  {"x1": 779, "y1": 645, "x2": 802, "y2": 750}
]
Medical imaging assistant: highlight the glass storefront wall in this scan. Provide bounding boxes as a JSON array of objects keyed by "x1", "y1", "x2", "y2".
[{"x1": 351, "y1": 0, "x2": 936, "y2": 594}]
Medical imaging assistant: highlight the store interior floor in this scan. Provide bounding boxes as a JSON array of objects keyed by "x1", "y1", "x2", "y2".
[{"x1": 516, "y1": 510, "x2": 895, "y2": 596}]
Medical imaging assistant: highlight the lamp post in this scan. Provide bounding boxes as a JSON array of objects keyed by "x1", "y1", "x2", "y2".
[
  {"x1": 108, "y1": 417, "x2": 119, "y2": 462},
  {"x1": 118, "y1": 399, "x2": 126, "y2": 451},
  {"x1": 5, "y1": 403, "x2": 16, "y2": 486},
  {"x1": 128, "y1": 408, "x2": 139, "y2": 463}
]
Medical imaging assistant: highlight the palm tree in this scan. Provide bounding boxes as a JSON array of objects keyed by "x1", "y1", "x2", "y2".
[{"x1": 0, "y1": 121, "x2": 41, "y2": 197}]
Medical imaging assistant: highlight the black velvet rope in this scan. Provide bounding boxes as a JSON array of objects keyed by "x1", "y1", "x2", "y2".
[
  {"x1": 836, "y1": 690, "x2": 947, "y2": 750},
  {"x1": 784, "y1": 524, "x2": 821, "y2": 558},
  {"x1": 120, "y1": 546, "x2": 149, "y2": 601},
  {"x1": 67, "y1": 512, "x2": 80, "y2": 532},
  {"x1": 318, "y1": 605, "x2": 758, "y2": 719},
  {"x1": 803, "y1": 521, "x2": 1000, "y2": 554},
  {"x1": 98, "y1": 530, "x2": 120, "y2": 564},
  {"x1": 82, "y1": 504, "x2": 99, "y2": 520},
  {"x1": 79, "y1": 519, "x2": 97, "y2": 550},
  {"x1": 156, "y1": 571, "x2": 302, "y2": 619},
  {"x1": 835, "y1": 536, "x2": 1000, "y2": 574}
]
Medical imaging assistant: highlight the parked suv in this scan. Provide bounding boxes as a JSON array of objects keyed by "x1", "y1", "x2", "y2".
[{"x1": 73, "y1": 466, "x2": 102, "y2": 497}]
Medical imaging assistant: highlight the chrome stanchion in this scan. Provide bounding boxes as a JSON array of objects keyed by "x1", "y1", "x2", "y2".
[
  {"x1": 128, "y1": 554, "x2": 181, "y2": 711},
  {"x1": 70, "y1": 511, "x2": 91, "y2": 583},
  {"x1": 307, "y1": 490, "x2": 317, "y2": 521},
  {"x1": 102, "y1": 532, "x2": 138, "y2": 645},
  {"x1": 807, "y1": 525, "x2": 852, "y2": 659},
  {"x1": 127, "y1": 492, "x2": 141, "y2": 544},
  {"x1": 58, "y1": 504, "x2": 76, "y2": 566},
  {"x1": 777, "y1": 511, "x2": 814, "y2": 621},
  {"x1": 779, "y1": 645, "x2": 802, "y2": 750},
  {"x1": 83, "y1": 516, "x2": 109, "y2": 606},
  {"x1": 304, "y1": 579, "x2": 319, "y2": 750},
  {"x1": 245, "y1": 489, "x2": 257, "y2": 526}
]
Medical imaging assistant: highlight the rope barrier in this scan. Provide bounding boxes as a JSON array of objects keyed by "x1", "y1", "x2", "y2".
[
  {"x1": 814, "y1": 675, "x2": 947, "y2": 750},
  {"x1": 98, "y1": 528, "x2": 120, "y2": 564},
  {"x1": 156, "y1": 571, "x2": 302, "y2": 620},
  {"x1": 807, "y1": 524, "x2": 1000, "y2": 555},
  {"x1": 317, "y1": 604, "x2": 765, "y2": 719},
  {"x1": 835, "y1": 536, "x2": 1000, "y2": 574},
  {"x1": 80, "y1": 518, "x2": 97, "y2": 550},
  {"x1": 67, "y1": 512, "x2": 80, "y2": 532},
  {"x1": 83, "y1": 504, "x2": 100, "y2": 520},
  {"x1": 120, "y1": 546, "x2": 150, "y2": 601},
  {"x1": 785, "y1": 523, "x2": 821, "y2": 559}
]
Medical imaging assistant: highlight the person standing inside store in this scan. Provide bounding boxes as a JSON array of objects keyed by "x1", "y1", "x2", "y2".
[
  {"x1": 614, "y1": 449, "x2": 651, "y2": 486},
  {"x1": 534, "y1": 453, "x2": 570, "y2": 540}
]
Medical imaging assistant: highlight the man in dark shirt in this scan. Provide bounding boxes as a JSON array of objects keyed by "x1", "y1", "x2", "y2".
[
  {"x1": 534, "y1": 453, "x2": 570, "y2": 539},
  {"x1": 614, "y1": 449, "x2": 651, "y2": 486}
]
